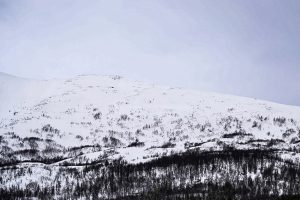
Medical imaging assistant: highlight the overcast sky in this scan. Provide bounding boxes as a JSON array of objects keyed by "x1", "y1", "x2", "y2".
[{"x1": 0, "y1": 0, "x2": 299, "y2": 106}]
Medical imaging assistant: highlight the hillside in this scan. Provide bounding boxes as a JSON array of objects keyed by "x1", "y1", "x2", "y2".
[{"x1": 1, "y1": 73, "x2": 300, "y2": 199}]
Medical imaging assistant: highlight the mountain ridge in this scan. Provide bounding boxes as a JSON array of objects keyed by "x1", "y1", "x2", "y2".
[{"x1": 1, "y1": 72, "x2": 299, "y2": 108}]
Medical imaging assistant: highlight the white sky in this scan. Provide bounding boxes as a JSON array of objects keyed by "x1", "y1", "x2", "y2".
[{"x1": 0, "y1": 0, "x2": 300, "y2": 105}]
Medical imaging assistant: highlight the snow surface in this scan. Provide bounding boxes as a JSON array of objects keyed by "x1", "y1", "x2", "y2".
[
  {"x1": 1, "y1": 73, "x2": 300, "y2": 164},
  {"x1": 1, "y1": 73, "x2": 300, "y2": 191}
]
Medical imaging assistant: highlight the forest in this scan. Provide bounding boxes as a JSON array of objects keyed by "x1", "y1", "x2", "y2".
[{"x1": 1, "y1": 149, "x2": 300, "y2": 199}]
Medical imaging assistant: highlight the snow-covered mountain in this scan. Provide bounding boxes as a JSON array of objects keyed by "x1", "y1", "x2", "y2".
[{"x1": 1, "y1": 72, "x2": 300, "y2": 199}]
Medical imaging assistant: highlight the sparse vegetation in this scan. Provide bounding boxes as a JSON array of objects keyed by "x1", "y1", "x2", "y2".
[
  {"x1": 222, "y1": 130, "x2": 252, "y2": 138},
  {"x1": 42, "y1": 124, "x2": 60, "y2": 134},
  {"x1": 128, "y1": 139, "x2": 145, "y2": 147},
  {"x1": 93, "y1": 112, "x2": 102, "y2": 120},
  {"x1": 274, "y1": 117, "x2": 286, "y2": 127},
  {"x1": 160, "y1": 141, "x2": 176, "y2": 148},
  {"x1": 75, "y1": 135, "x2": 83, "y2": 140}
]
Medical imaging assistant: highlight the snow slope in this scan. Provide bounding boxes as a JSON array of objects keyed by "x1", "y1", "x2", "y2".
[{"x1": 1, "y1": 73, "x2": 300, "y2": 165}]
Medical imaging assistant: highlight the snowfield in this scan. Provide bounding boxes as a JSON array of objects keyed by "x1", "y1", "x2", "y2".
[
  {"x1": 1, "y1": 72, "x2": 300, "y2": 199},
  {"x1": 1, "y1": 72, "x2": 300, "y2": 163}
]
